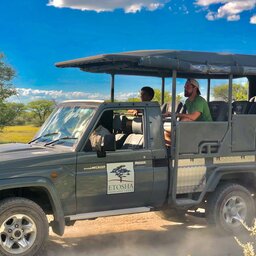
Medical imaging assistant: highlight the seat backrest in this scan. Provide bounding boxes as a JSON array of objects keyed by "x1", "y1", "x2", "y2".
[
  {"x1": 248, "y1": 102, "x2": 256, "y2": 114},
  {"x1": 161, "y1": 102, "x2": 185, "y2": 114},
  {"x1": 161, "y1": 103, "x2": 168, "y2": 114},
  {"x1": 122, "y1": 117, "x2": 143, "y2": 149},
  {"x1": 232, "y1": 101, "x2": 252, "y2": 114},
  {"x1": 113, "y1": 114, "x2": 129, "y2": 149},
  {"x1": 208, "y1": 101, "x2": 228, "y2": 121}
]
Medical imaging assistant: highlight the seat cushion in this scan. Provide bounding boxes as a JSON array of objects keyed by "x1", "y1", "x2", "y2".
[{"x1": 121, "y1": 134, "x2": 143, "y2": 149}]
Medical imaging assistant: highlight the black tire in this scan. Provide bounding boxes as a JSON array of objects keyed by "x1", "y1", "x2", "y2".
[
  {"x1": 156, "y1": 208, "x2": 187, "y2": 222},
  {"x1": 0, "y1": 197, "x2": 49, "y2": 256},
  {"x1": 206, "y1": 183, "x2": 255, "y2": 234}
]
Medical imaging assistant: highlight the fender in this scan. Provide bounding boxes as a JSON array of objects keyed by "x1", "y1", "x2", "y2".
[
  {"x1": 0, "y1": 177, "x2": 65, "y2": 236},
  {"x1": 207, "y1": 164, "x2": 256, "y2": 192}
]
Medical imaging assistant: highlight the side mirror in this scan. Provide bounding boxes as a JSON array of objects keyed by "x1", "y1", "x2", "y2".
[{"x1": 97, "y1": 134, "x2": 116, "y2": 158}]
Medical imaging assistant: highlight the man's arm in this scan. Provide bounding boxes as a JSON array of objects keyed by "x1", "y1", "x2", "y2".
[
  {"x1": 177, "y1": 111, "x2": 201, "y2": 121},
  {"x1": 163, "y1": 111, "x2": 201, "y2": 121}
]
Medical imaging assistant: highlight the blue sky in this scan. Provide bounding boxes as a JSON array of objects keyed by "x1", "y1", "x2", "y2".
[{"x1": 0, "y1": 0, "x2": 256, "y2": 102}]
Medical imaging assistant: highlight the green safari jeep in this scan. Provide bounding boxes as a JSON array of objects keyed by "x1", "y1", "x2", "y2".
[{"x1": 0, "y1": 50, "x2": 256, "y2": 255}]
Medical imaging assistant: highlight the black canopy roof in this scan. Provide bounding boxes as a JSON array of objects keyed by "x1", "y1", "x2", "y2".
[{"x1": 55, "y1": 50, "x2": 256, "y2": 78}]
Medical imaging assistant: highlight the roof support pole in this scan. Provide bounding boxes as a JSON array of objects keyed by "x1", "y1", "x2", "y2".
[
  {"x1": 207, "y1": 78, "x2": 211, "y2": 103},
  {"x1": 161, "y1": 77, "x2": 165, "y2": 105},
  {"x1": 228, "y1": 74, "x2": 233, "y2": 127},
  {"x1": 170, "y1": 70, "x2": 178, "y2": 200},
  {"x1": 171, "y1": 70, "x2": 177, "y2": 157},
  {"x1": 111, "y1": 74, "x2": 115, "y2": 102}
]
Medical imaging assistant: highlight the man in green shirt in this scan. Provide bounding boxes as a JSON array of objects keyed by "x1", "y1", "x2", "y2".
[{"x1": 177, "y1": 79, "x2": 212, "y2": 122}]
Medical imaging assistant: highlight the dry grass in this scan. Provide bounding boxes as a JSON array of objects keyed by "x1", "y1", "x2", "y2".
[{"x1": 0, "y1": 126, "x2": 39, "y2": 144}]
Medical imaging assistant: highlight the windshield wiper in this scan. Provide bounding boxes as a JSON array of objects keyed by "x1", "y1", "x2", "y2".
[
  {"x1": 28, "y1": 132, "x2": 60, "y2": 144},
  {"x1": 44, "y1": 136, "x2": 78, "y2": 146}
]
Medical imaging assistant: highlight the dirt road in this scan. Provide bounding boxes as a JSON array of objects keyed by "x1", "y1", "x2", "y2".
[{"x1": 46, "y1": 213, "x2": 248, "y2": 256}]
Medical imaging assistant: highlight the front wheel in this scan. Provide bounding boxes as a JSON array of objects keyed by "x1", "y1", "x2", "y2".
[
  {"x1": 206, "y1": 183, "x2": 255, "y2": 233},
  {"x1": 0, "y1": 198, "x2": 49, "y2": 256}
]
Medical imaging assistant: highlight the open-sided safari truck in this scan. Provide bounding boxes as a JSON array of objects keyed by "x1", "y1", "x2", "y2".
[{"x1": 1, "y1": 50, "x2": 256, "y2": 256}]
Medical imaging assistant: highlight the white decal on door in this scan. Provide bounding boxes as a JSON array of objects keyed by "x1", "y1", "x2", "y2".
[{"x1": 107, "y1": 162, "x2": 134, "y2": 194}]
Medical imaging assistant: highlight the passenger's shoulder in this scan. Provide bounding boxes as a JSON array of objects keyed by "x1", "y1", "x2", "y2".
[{"x1": 197, "y1": 95, "x2": 207, "y2": 103}]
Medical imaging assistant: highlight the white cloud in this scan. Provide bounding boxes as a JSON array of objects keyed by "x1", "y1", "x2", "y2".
[
  {"x1": 250, "y1": 14, "x2": 256, "y2": 23},
  {"x1": 195, "y1": 0, "x2": 256, "y2": 23},
  {"x1": 196, "y1": 0, "x2": 225, "y2": 7},
  {"x1": 8, "y1": 88, "x2": 138, "y2": 103},
  {"x1": 47, "y1": 0, "x2": 167, "y2": 13}
]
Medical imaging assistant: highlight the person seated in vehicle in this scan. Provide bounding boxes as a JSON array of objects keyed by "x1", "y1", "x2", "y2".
[
  {"x1": 164, "y1": 79, "x2": 212, "y2": 121},
  {"x1": 90, "y1": 125, "x2": 111, "y2": 151},
  {"x1": 84, "y1": 122, "x2": 111, "y2": 152},
  {"x1": 140, "y1": 86, "x2": 155, "y2": 102},
  {"x1": 163, "y1": 79, "x2": 212, "y2": 146},
  {"x1": 128, "y1": 86, "x2": 155, "y2": 116}
]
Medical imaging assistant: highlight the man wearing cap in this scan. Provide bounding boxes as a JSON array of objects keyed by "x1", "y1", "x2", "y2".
[
  {"x1": 163, "y1": 79, "x2": 212, "y2": 146},
  {"x1": 176, "y1": 79, "x2": 212, "y2": 121}
]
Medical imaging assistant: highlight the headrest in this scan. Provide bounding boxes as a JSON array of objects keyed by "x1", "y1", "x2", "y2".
[
  {"x1": 113, "y1": 115, "x2": 129, "y2": 133},
  {"x1": 113, "y1": 114, "x2": 122, "y2": 132},
  {"x1": 132, "y1": 117, "x2": 143, "y2": 134},
  {"x1": 208, "y1": 101, "x2": 228, "y2": 121}
]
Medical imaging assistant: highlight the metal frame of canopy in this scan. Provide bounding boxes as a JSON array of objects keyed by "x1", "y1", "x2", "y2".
[{"x1": 55, "y1": 50, "x2": 256, "y2": 103}]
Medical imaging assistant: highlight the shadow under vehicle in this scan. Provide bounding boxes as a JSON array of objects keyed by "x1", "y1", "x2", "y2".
[{"x1": 0, "y1": 50, "x2": 256, "y2": 255}]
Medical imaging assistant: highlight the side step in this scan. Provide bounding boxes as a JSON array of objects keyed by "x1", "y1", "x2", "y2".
[
  {"x1": 175, "y1": 198, "x2": 197, "y2": 206},
  {"x1": 66, "y1": 207, "x2": 153, "y2": 221}
]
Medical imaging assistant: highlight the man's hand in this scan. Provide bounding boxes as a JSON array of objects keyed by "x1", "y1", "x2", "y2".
[
  {"x1": 162, "y1": 112, "x2": 171, "y2": 118},
  {"x1": 127, "y1": 109, "x2": 138, "y2": 116}
]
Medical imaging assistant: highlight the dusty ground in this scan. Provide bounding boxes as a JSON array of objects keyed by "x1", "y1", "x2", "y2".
[{"x1": 46, "y1": 213, "x2": 249, "y2": 256}]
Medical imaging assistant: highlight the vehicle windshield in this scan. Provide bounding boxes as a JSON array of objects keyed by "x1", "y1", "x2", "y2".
[{"x1": 34, "y1": 105, "x2": 96, "y2": 147}]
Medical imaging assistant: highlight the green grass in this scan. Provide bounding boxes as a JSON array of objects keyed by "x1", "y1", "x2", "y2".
[{"x1": 0, "y1": 126, "x2": 39, "y2": 144}]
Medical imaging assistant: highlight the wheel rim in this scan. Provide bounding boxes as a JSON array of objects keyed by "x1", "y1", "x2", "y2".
[
  {"x1": 222, "y1": 195, "x2": 247, "y2": 228},
  {"x1": 0, "y1": 214, "x2": 37, "y2": 254}
]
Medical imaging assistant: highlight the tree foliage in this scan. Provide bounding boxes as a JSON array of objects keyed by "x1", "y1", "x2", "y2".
[
  {"x1": 5, "y1": 103, "x2": 26, "y2": 125},
  {"x1": 27, "y1": 100, "x2": 55, "y2": 126},
  {"x1": 0, "y1": 53, "x2": 16, "y2": 130},
  {"x1": 152, "y1": 89, "x2": 172, "y2": 103},
  {"x1": 0, "y1": 53, "x2": 16, "y2": 101},
  {"x1": 212, "y1": 83, "x2": 248, "y2": 101}
]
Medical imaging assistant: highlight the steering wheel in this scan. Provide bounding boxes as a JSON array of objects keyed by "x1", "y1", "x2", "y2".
[{"x1": 249, "y1": 96, "x2": 256, "y2": 102}]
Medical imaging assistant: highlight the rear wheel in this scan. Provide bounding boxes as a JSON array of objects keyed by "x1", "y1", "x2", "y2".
[
  {"x1": 0, "y1": 198, "x2": 49, "y2": 256},
  {"x1": 206, "y1": 183, "x2": 255, "y2": 233}
]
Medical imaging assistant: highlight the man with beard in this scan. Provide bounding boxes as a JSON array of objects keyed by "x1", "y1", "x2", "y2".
[
  {"x1": 165, "y1": 79, "x2": 212, "y2": 121},
  {"x1": 163, "y1": 79, "x2": 212, "y2": 145}
]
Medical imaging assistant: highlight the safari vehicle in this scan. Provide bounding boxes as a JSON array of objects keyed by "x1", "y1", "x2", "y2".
[{"x1": 1, "y1": 50, "x2": 256, "y2": 255}]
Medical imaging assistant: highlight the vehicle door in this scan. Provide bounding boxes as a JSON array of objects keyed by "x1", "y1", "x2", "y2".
[{"x1": 76, "y1": 108, "x2": 154, "y2": 213}]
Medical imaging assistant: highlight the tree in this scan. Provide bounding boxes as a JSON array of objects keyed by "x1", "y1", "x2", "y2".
[
  {"x1": 5, "y1": 103, "x2": 26, "y2": 125},
  {"x1": 213, "y1": 83, "x2": 248, "y2": 101},
  {"x1": 26, "y1": 100, "x2": 55, "y2": 126},
  {"x1": 0, "y1": 53, "x2": 16, "y2": 130},
  {"x1": 152, "y1": 89, "x2": 172, "y2": 103}
]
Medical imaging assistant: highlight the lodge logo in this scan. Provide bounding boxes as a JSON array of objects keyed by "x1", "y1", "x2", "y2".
[{"x1": 107, "y1": 162, "x2": 134, "y2": 194}]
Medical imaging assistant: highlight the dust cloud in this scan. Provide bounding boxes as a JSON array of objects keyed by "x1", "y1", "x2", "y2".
[{"x1": 46, "y1": 213, "x2": 246, "y2": 256}]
